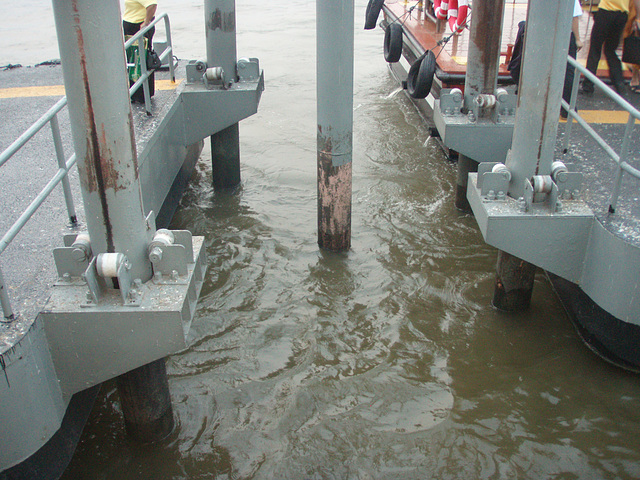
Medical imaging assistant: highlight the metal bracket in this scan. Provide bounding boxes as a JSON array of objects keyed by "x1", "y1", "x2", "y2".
[
  {"x1": 149, "y1": 230, "x2": 194, "y2": 281},
  {"x1": 237, "y1": 57, "x2": 260, "y2": 81},
  {"x1": 81, "y1": 253, "x2": 139, "y2": 307},
  {"x1": 53, "y1": 232, "x2": 92, "y2": 281},
  {"x1": 439, "y1": 88, "x2": 464, "y2": 116},
  {"x1": 554, "y1": 171, "x2": 583, "y2": 200},
  {"x1": 186, "y1": 59, "x2": 208, "y2": 84}
]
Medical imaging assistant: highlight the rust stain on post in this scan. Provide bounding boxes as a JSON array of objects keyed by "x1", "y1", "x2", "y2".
[{"x1": 72, "y1": 0, "x2": 114, "y2": 252}]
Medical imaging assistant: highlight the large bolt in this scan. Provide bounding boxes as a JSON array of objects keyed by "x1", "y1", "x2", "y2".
[{"x1": 149, "y1": 246, "x2": 163, "y2": 263}]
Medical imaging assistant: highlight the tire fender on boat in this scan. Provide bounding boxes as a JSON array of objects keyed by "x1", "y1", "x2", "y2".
[
  {"x1": 365, "y1": 0, "x2": 385, "y2": 30},
  {"x1": 406, "y1": 50, "x2": 436, "y2": 99},
  {"x1": 384, "y1": 23, "x2": 403, "y2": 63},
  {"x1": 447, "y1": 0, "x2": 469, "y2": 34}
]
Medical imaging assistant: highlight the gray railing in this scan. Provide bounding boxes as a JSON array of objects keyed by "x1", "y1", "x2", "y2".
[
  {"x1": 125, "y1": 13, "x2": 176, "y2": 115},
  {"x1": 563, "y1": 56, "x2": 640, "y2": 213},
  {"x1": 0, "y1": 14, "x2": 175, "y2": 321}
]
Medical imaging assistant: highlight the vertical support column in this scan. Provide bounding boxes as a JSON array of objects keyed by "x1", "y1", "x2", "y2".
[
  {"x1": 52, "y1": 0, "x2": 172, "y2": 442},
  {"x1": 317, "y1": 0, "x2": 354, "y2": 251},
  {"x1": 455, "y1": 0, "x2": 505, "y2": 212},
  {"x1": 205, "y1": 0, "x2": 241, "y2": 189},
  {"x1": 493, "y1": 0, "x2": 573, "y2": 311},
  {"x1": 52, "y1": 0, "x2": 151, "y2": 282},
  {"x1": 505, "y1": 0, "x2": 574, "y2": 197}
]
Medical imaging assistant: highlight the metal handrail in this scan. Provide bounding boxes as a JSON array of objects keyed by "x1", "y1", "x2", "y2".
[
  {"x1": 0, "y1": 13, "x2": 175, "y2": 321},
  {"x1": 562, "y1": 56, "x2": 640, "y2": 213}
]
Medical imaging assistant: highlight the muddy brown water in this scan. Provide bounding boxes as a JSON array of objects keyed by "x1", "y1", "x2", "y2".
[{"x1": 4, "y1": 1, "x2": 640, "y2": 479}]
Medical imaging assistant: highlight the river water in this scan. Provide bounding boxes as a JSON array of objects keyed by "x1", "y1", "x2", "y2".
[{"x1": 5, "y1": 1, "x2": 640, "y2": 479}]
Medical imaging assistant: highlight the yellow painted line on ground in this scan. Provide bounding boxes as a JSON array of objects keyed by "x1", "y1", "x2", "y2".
[
  {"x1": 0, "y1": 85, "x2": 65, "y2": 98},
  {"x1": 561, "y1": 110, "x2": 640, "y2": 124},
  {"x1": 0, "y1": 79, "x2": 183, "y2": 99}
]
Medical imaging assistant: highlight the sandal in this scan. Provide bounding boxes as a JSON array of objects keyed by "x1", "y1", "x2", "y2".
[{"x1": 630, "y1": 85, "x2": 640, "y2": 94}]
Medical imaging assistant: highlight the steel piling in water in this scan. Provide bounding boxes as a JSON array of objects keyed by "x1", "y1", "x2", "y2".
[
  {"x1": 52, "y1": 0, "x2": 171, "y2": 442},
  {"x1": 455, "y1": 0, "x2": 505, "y2": 213},
  {"x1": 493, "y1": 0, "x2": 574, "y2": 311},
  {"x1": 493, "y1": 250, "x2": 537, "y2": 311},
  {"x1": 116, "y1": 359, "x2": 175, "y2": 442},
  {"x1": 316, "y1": 0, "x2": 354, "y2": 252},
  {"x1": 206, "y1": 0, "x2": 241, "y2": 189}
]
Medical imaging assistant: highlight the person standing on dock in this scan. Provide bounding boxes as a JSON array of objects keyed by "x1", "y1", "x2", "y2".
[
  {"x1": 624, "y1": 1, "x2": 640, "y2": 92},
  {"x1": 122, "y1": 0, "x2": 158, "y2": 48},
  {"x1": 581, "y1": 0, "x2": 640, "y2": 95}
]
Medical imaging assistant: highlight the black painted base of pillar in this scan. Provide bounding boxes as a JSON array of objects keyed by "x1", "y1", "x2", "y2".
[
  {"x1": 211, "y1": 123, "x2": 241, "y2": 189},
  {"x1": 492, "y1": 250, "x2": 537, "y2": 312},
  {"x1": 116, "y1": 358, "x2": 174, "y2": 443},
  {"x1": 318, "y1": 230, "x2": 351, "y2": 252},
  {"x1": 455, "y1": 154, "x2": 476, "y2": 213}
]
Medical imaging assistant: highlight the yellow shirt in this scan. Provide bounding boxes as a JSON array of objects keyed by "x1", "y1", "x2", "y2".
[
  {"x1": 123, "y1": 0, "x2": 157, "y2": 24},
  {"x1": 599, "y1": 0, "x2": 630, "y2": 12}
]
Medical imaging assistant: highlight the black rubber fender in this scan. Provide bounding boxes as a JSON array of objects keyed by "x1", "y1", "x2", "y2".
[
  {"x1": 384, "y1": 23, "x2": 403, "y2": 63},
  {"x1": 365, "y1": 0, "x2": 385, "y2": 30},
  {"x1": 406, "y1": 50, "x2": 436, "y2": 99}
]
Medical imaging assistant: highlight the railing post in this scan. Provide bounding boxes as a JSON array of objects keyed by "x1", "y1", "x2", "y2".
[
  {"x1": 0, "y1": 265, "x2": 14, "y2": 321},
  {"x1": 562, "y1": 61, "x2": 581, "y2": 153},
  {"x1": 50, "y1": 114, "x2": 78, "y2": 225},
  {"x1": 164, "y1": 16, "x2": 175, "y2": 82},
  {"x1": 608, "y1": 114, "x2": 634, "y2": 212},
  {"x1": 138, "y1": 36, "x2": 152, "y2": 115}
]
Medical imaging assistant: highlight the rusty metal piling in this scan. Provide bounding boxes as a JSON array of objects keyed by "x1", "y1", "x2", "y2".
[
  {"x1": 52, "y1": 0, "x2": 173, "y2": 441},
  {"x1": 455, "y1": 0, "x2": 505, "y2": 212},
  {"x1": 316, "y1": 0, "x2": 354, "y2": 251}
]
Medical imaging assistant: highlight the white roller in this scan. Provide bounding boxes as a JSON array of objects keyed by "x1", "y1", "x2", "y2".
[{"x1": 96, "y1": 253, "x2": 125, "y2": 278}]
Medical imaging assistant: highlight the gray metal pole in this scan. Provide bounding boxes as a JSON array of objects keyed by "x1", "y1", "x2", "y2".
[
  {"x1": 317, "y1": 0, "x2": 354, "y2": 251},
  {"x1": 493, "y1": 0, "x2": 573, "y2": 312},
  {"x1": 0, "y1": 265, "x2": 14, "y2": 320},
  {"x1": 505, "y1": 0, "x2": 574, "y2": 197},
  {"x1": 52, "y1": 0, "x2": 172, "y2": 442},
  {"x1": 456, "y1": 0, "x2": 505, "y2": 212},
  {"x1": 205, "y1": 0, "x2": 237, "y2": 84},
  {"x1": 52, "y1": 0, "x2": 152, "y2": 283},
  {"x1": 205, "y1": 0, "x2": 241, "y2": 189}
]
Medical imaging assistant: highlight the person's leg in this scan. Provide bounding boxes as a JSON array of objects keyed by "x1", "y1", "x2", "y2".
[
  {"x1": 603, "y1": 11, "x2": 628, "y2": 93},
  {"x1": 583, "y1": 9, "x2": 609, "y2": 92},
  {"x1": 631, "y1": 64, "x2": 640, "y2": 91}
]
